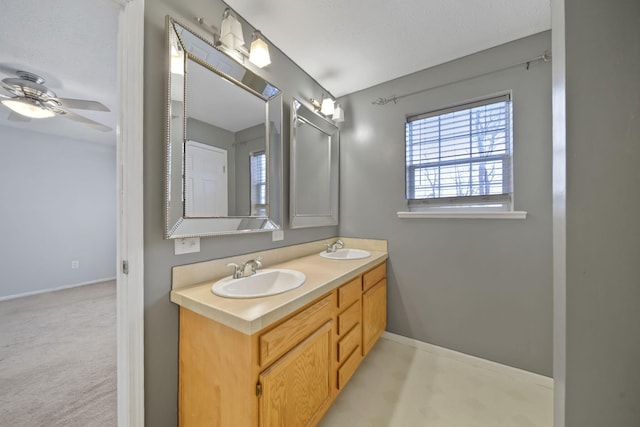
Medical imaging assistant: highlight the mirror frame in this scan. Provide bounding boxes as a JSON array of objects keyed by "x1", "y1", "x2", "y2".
[
  {"x1": 165, "y1": 16, "x2": 283, "y2": 239},
  {"x1": 290, "y1": 98, "x2": 340, "y2": 228}
]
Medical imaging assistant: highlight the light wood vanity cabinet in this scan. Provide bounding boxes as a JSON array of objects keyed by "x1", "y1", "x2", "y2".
[
  {"x1": 259, "y1": 321, "x2": 333, "y2": 426},
  {"x1": 335, "y1": 276, "x2": 363, "y2": 391},
  {"x1": 178, "y1": 261, "x2": 387, "y2": 427},
  {"x1": 362, "y1": 263, "x2": 388, "y2": 356}
]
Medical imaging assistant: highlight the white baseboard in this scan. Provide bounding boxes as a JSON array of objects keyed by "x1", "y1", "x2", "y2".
[
  {"x1": 0, "y1": 277, "x2": 117, "y2": 302},
  {"x1": 381, "y1": 331, "x2": 554, "y2": 389}
]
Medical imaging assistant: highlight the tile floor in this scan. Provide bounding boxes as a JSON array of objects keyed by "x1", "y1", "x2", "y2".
[{"x1": 318, "y1": 336, "x2": 553, "y2": 427}]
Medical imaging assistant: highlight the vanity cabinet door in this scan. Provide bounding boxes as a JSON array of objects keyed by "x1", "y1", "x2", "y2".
[
  {"x1": 362, "y1": 278, "x2": 387, "y2": 356},
  {"x1": 259, "y1": 321, "x2": 333, "y2": 427}
]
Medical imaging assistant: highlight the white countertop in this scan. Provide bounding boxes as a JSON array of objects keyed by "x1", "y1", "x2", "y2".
[{"x1": 170, "y1": 249, "x2": 388, "y2": 335}]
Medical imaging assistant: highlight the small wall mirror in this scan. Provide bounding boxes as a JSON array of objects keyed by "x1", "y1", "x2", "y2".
[
  {"x1": 166, "y1": 17, "x2": 283, "y2": 238},
  {"x1": 290, "y1": 98, "x2": 339, "y2": 228}
]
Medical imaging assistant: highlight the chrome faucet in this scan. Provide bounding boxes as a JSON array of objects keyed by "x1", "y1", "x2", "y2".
[
  {"x1": 226, "y1": 256, "x2": 263, "y2": 279},
  {"x1": 325, "y1": 239, "x2": 344, "y2": 253},
  {"x1": 242, "y1": 257, "x2": 262, "y2": 277}
]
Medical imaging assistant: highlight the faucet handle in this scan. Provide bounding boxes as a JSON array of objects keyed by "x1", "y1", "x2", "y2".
[
  {"x1": 242, "y1": 256, "x2": 263, "y2": 276},
  {"x1": 326, "y1": 240, "x2": 344, "y2": 253},
  {"x1": 226, "y1": 262, "x2": 243, "y2": 279}
]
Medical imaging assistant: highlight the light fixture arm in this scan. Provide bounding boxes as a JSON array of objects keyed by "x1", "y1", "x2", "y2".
[
  {"x1": 195, "y1": 16, "x2": 221, "y2": 46},
  {"x1": 309, "y1": 93, "x2": 344, "y2": 123}
]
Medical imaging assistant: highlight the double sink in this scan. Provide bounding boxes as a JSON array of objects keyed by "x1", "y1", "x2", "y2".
[{"x1": 211, "y1": 248, "x2": 371, "y2": 299}]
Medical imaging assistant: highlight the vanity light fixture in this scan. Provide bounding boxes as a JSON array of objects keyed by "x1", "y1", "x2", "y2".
[
  {"x1": 310, "y1": 95, "x2": 344, "y2": 123},
  {"x1": 219, "y1": 8, "x2": 245, "y2": 52},
  {"x1": 249, "y1": 31, "x2": 271, "y2": 68},
  {"x1": 320, "y1": 96, "x2": 335, "y2": 116},
  {"x1": 310, "y1": 95, "x2": 334, "y2": 114},
  {"x1": 197, "y1": 8, "x2": 272, "y2": 68},
  {"x1": 332, "y1": 103, "x2": 344, "y2": 123},
  {"x1": 1, "y1": 98, "x2": 56, "y2": 119}
]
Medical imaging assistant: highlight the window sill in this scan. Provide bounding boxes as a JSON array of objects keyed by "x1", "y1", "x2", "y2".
[{"x1": 397, "y1": 211, "x2": 527, "y2": 219}]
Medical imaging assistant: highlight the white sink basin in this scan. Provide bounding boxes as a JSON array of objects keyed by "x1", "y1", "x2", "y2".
[
  {"x1": 319, "y1": 248, "x2": 371, "y2": 260},
  {"x1": 211, "y1": 269, "x2": 306, "y2": 298}
]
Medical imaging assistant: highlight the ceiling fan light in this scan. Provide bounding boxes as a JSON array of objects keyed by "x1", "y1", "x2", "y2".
[
  {"x1": 321, "y1": 97, "x2": 335, "y2": 116},
  {"x1": 249, "y1": 35, "x2": 271, "y2": 68},
  {"x1": 1, "y1": 98, "x2": 55, "y2": 118}
]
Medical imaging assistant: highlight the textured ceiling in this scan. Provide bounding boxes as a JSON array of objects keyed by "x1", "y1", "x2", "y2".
[
  {"x1": 0, "y1": 0, "x2": 118, "y2": 145},
  {"x1": 226, "y1": 0, "x2": 551, "y2": 97}
]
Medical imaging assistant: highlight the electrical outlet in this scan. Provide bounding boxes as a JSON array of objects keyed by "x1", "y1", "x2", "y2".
[
  {"x1": 175, "y1": 237, "x2": 200, "y2": 255},
  {"x1": 71, "y1": 260, "x2": 79, "y2": 269},
  {"x1": 272, "y1": 230, "x2": 284, "y2": 241}
]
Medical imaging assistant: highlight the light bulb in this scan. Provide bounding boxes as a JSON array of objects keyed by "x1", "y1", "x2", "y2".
[
  {"x1": 321, "y1": 97, "x2": 335, "y2": 116},
  {"x1": 249, "y1": 34, "x2": 271, "y2": 68},
  {"x1": 332, "y1": 103, "x2": 344, "y2": 123}
]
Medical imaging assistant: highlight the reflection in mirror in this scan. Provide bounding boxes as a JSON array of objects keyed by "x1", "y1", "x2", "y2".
[
  {"x1": 165, "y1": 16, "x2": 283, "y2": 238},
  {"x1": 290, "y1": 98, "x2": 339, "y2": 228}
]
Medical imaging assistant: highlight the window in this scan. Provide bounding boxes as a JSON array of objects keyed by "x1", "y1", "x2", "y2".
[
  {"x1": 405, "y1": 94, "x2": 513, "y2": 211},
  {"x1": 250, "y1": 151, "x2": 267, "y2": 216}
]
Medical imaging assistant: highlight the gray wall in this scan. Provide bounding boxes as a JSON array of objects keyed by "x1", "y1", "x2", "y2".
[
  {"x1": 555, "y1": 0, "x2": 640, "y2": 425},
  {"x1": 338, "y1": 32, "x2": 553, "y2": 376},
  {"x1": 0, "y1": 126, "x2": 116, "y2": 298},
  {"x1": 144, "y1": 1, "x2": 338, "y2": 425}
]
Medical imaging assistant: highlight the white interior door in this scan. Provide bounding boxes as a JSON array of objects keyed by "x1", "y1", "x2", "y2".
[{"x1": 185, "y1": 140, "x2": 228, "y2": 217}]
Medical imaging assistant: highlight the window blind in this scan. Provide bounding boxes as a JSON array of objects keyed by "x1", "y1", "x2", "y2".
[
  {"x1": 405, "y1": 94, "x2": 512, "y2": 209},
  {"x1": 250, "y1": 151, "x2": 267, "y2": 216}
]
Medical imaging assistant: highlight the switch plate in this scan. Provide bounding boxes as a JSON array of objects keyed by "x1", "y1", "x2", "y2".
[
  {"x1": 175, "y1": 237, "x2": 200, "y2": 255},
  {"x1": 71, "y1": 260, "x2": 79, "y2": 269},
  {"x1": 272, "y1": 230, "x2": 284, "y2": 241}
]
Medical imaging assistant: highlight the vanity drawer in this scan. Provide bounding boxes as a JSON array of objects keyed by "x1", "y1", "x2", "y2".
[
  {"x1": 337, "y1": 346, "x2": 361, "y2": 390},
  {"x1": 259, "y1": 294, "x2": 335, "y2": 367},
  {"x1": 337, "y1": 324, "x2": 361, "y2": 364},
  {"x1": 338, "y1": 277, "x2": 361, "y2": 309},
  {"x1": 337, "y1": 301, "x2": 360, "y2": 336},
  {"x1": 363, "y1": 262, "x2": 386, "y2": 292}
]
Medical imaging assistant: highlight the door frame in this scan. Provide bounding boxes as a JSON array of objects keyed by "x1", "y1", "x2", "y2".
[{"x1": 114, "y1": 0, "x2": 145, "y2": 425}]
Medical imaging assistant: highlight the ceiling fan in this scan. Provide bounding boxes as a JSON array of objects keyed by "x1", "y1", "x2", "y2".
[{"x1": 0, "y1": 70, "x2": 112, "y2": 132}]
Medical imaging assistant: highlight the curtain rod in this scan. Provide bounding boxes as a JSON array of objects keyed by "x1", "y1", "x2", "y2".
[{"x1": 371, "y1": 50, "x2": 551, "y2": 106}]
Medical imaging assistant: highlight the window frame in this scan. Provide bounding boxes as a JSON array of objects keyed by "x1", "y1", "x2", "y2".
[{"x1": 404, "y1": 93, "x2": 514, "y2": 212}]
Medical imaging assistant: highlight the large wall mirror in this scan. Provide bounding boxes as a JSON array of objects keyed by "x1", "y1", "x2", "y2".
[
  {"x1": 166, "y1": 17, "x2": 283, "y2": 238},
  {"x1": 290, "y1": 98, "x2": 339, "y2": 228}
]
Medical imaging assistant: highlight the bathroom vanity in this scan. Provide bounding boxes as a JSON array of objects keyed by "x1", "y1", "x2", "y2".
[{"x1": 170, "y1": 239, "x2": 387, "y2": 426}]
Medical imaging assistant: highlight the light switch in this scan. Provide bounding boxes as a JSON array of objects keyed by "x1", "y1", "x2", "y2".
[{"x1": 175, "y1": 237, "x2": 200, "y2": 255}]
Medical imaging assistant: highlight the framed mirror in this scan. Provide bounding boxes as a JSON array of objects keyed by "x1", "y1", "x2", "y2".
[
  {"x1": 166, "y1": 17, "x2": 283, "y2": 238},
  {"x1": 290, "y1": 98, "x2": 339, "y2": 228}
]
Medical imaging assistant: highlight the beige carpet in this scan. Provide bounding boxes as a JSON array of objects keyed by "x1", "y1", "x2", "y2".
[{"x1": 0, "y1": 281, "x2": 117, "y2": 427}]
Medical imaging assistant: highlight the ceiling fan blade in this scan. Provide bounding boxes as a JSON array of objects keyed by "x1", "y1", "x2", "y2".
[
  {"x1": 7, "y1": 111, "x2": 31, "y2": 122},
  {"x1": 58, "y1": 97, "x2": 110, "y2": 112},
  {"x1": 62, "y1": 110, "x2": 112, "y2": 132}
]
